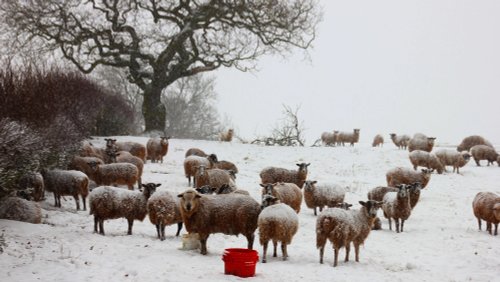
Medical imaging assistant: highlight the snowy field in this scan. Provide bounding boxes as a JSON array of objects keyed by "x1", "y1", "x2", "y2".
[{"x1": 1, "y1": 137, "x2": 499, "y2": 282}]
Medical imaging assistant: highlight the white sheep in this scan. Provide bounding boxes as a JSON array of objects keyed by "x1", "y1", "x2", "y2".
[
  {"x1": 382, "y1": 184, "x2": 412, "y2": 233},
  {"x1": 336, "y1": 129, "x2": 360, "y2": 146},
  {"x1": 258, "y1": 194, "x2": 299, "y2": 263},
  {"x1": 386, "y1": 167, "x2": 432, "y2": 188},
  {"x1": 316, "y1": 200, "x2": 382, "y2": 267},
  {"x1": 147, "y1": 190, "x2": 183, "y2": 240},
  {"x1": 408, "y1": 133, "x2": 436, "y2": 152},
  {"x1": 41, "y1": 169, "x2": 89, "y2": 211},
  {"x1": 303, "y1": 180, "x2": 346, "y2": 216},
  {"x1": 146, "y1": 136, "x2": 170, "y2": 163},
  {"x1": 409, "y1": 150, "x2": 444, "y2": 174},
  {"x1": 390, "y1": 133, "x2": 410, "y2": 150},
  {"x1": 321, "y1": 131, "x2": 338, "y2": 146},
  {"x1": 260, "y1": 163, "x2": 310, "y2": 188},
  {"x1": 260, "y1": 182, "x2": 303, "y2": 213},
  {"x1": 434, "y1": 149, "x2": 471, "y2": 174}
]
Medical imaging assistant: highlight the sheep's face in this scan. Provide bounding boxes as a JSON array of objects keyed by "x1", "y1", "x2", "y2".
[
  {"x1": 397, "y1": 185, "x2": 409, "y2": 199},
  {"x1": 140, "y1": 183, "x2": 160, "y2": 198},
  {"x1": 195, "y1": 165, "x2": 206, "y2": 177},
  {"x1": 195, "y1": 185, "x2": 215, "y2": 195},
  {"x1": 410, "y1": 182, "x2": 422, "y2": 196},
  {"x1": 261, "y1": 194, "x2": 279, "y2": 210},
  {"x1": 160, "y1": 137, "x2": 170, "y2": 145},
  {"x1": 359, "y1": 200, "x2": 382, "y2": 218},
  {"x1": 303, "y1": 180, "x2": 317, "y2": 192},
  {"x1": 207, "y1": 154, "x2": 218, "y2": 163},
  {"x1": 178, "y1": 189, "x2": 201, "y2": 215},
  {"x1": 260, "y1": 183, "x2": 275, "y2": 195},
  {"x1": 296, "y1": 163, "x2": 310, "y2": 174}
]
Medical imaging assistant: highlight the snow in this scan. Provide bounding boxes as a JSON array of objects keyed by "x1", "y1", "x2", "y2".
[{"x1": 1, "y1": 137, "x2": 500, "y2": 281}]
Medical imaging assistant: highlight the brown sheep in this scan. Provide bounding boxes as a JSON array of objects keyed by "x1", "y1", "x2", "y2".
[
  {"x1": 107, "y1": 139, "x2": 147, "y2": 162},
  {"x1": 87, "y1": 161, "x2": 139, "y2": 190},
  {"x1": 147, "y1": 190, "x2": 183, "y2": 240},
  {"x1": 185, "y1": 148, "x2": 208, "y2": 158},
  {"x1": 470, "y1": 145, "x2": 499, "y2": 166},
  {"x1": 41, "y1": 169, "x2": 89, "y2": 211},
  {"x1": 147, "y1": 136, "x2": 170, "y2": 163},
  {"x1": 69, "y1": 156, "x2": 104, "y2": 178},
  {"x1": 472, "y1": 192, "x2": 500, "y2": 235},
  {"x1": 183, "y1": 154, "x2": 218, "y2": 187},
  {"x1": 386, "y1": 167, "x2": 432, "y2": 188},
  {"x1": 434, "y1": 149, "x2": 471, "y2": 174},
  {"x1": 213, "y1": 160, "x2": 239, "y2": 174},
  {"x1": 260, "y1": 183, "x2": 303, "y2": 213},
  {"x1": 372, "y1": 134, "x2": 384, "y2": 147},
  {"x1": 457, "y1": 135, "x2": 493, "y2": 152},
  {"x1": 408, "y1": 133, "x2": 436, "y2": 152},
  {"x1": 177, "y1": 188, "x2": 261, "y2": 255},
  {"x1": 409, "y1": 150, "x2": 444, "y2": 174},
  {"x1": 194, "y1": 165, "x2": 235, "y2": 191},
  {"x1": 382, "y1": 184, "x2": 412, "y2": 233},
  {"x1": 108, "y1": 151, "x2": 144, "y2": 189},
  {"x1": 260, "y1": 163, "x2": 310, "y2": 188},
  {"x1": 219, "y1": 128, "x2": 234, "y2": 142}
]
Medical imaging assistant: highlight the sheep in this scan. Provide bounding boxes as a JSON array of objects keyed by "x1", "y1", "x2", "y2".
[
  {"x1": 303, "y1": 180, "x2": 346, "y2": 216},
  {"x1": 316, "y1": 200, "x2": 382, "y2": 267},
  {"x1": 79, "y1": 141, "x2": 115, "y2": 163},
  {"x1": 386, "y1": 167, "x2": 432, "y2": 188},
  {"x1": 0, "y1": 197, "x2": 42, "y2": 224},
  {"x1": 41, "y1": 169, "x2": 89, "y2": 211},
  {"x1": 434, "y1": 149, "x2": 471, "y2": 174},
  {"x1": 108, "y1": 139, "x2": 147, "y2": 162},
  {"x1": 147, "y1": 136, "x2": 170, "y2": 163},
  {"x1": 69, "y1": 156, "x2": 104, "y2": 178},
  {"x1": 470, "y1": 145, "x2": 499, "y2": 166},
  {"x1": 260, "y1": 183, "x2": 303, "y2": 213},
  {"x1": 260, "y1": 163, "x2": 310, "y2": 188},
  {"x1": 321, "y1": 131, "x2": 338, "y2": 146},
  {"x1": 213, "y1": 160, "x2": 239, "y2": 174},
  {"x1": 334, "y1": 202, "x2": 353, "y2": 210},
  {"x1": 177, "y1": 188, "x2": 261, "y2": 255},
  {"x1": 89, "y1": 183, "x2": 159, "y2": 235},
  {"x1": 472, "y1": 192, "x2": 500, "y2": 235},
  {"x1": 457, "y1": 135, "x2": 493, "y2": 152},
  {"x1": 18, "y1": 172, "x2": 45, "y2": 201},
  {"x1": 336, "y1": 129, "x2": 360, "y2": 146},
  {"x1": 409, "y1": 150, "x2": 444, "y2": 174},
  {"x1": 87, "y1": 161, "x2": 139, "y2": 190},
  {"x1": 408, "y1": 133, "x2": 436, "y2": 152},
  {"x1": 183, "y1": 154, "x2": 218, "y2": 187},
  {"x1": 107, "y1": 151, "x2": 144, "y2": 189},
  {"x1": 258, "y1": 194, "x2": 299, "y2": 263},
  {"x1": 219, "y1": 128, "x2": 234, "y2": 142},
  {"x1": 382, "y1": 184, "x2": 412, "y2": 233},
  {"x1": 194, "y1": 165, "x2": 235, "y2": 192},
  {"x1": 498, "y1": 155, "x2": 500, "y2": 167},
  {"x1": 185, "y1": 148, "x2": 208, "y2": 158},
  {"x1": 390, "y1": 133, "x2": 410, "y2": 150},
  {"x1": 372, "y1": 134, "x2": 384, "y2": 147},
  {"x1": 147, "y1": 190, "x2": 183, "y2": 240}
]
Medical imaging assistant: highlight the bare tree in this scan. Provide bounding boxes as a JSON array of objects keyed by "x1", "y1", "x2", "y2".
[
  {"x1": 252, "y1": 105, "x2": 306, "y2": 146},
  {"x1": 1, "y1": 0, "x2": 321, "y2": 132}
]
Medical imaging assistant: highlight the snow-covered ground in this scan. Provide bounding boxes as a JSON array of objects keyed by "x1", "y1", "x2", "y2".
[{"x1": 1, "y1": 138, "x2": 499, "y2": 282}]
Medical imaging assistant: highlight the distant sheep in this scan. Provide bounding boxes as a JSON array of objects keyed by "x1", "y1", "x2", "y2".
[
  {"x1": 183, "y1": 154, "x2": 218, "y2": 187},
  {"x1": 372, "y1": 134, "x2": 384, "y2": 147},
  {"x1": 177, "y1": 188, "x2": 261, "y2": 255},
  {"x1": 89, "y1": 183, "x2": 159, "y2": 235},
  {"x1": 87, "y1": 161, "x2": 139, "y2": 190},
  {"x1": 109, "y1": 139, "x2": 147, "y2": 162},
  {"x1": 260, "y1": 163, "x2": 310, "y2": 188},
  {"x1": 457, "y1": 135, "x2": 493, "y2": 152},
  {"x1": 472, "y1": 192, "x2": 500, "y2": 235},
  {"x1": 0, "y1": 197, "x2": 42, "y2": 224},
  {"x1": 147, "y1": 136, "x2": 170, "y2": 163},
  {"x1": 336, "y1": 129, "x2": 360, "y2": 146},
  {"x1": 219, "y1": 129, "x2": 234, "y2": 142},
  {"x1": 434, "y1": 149, "x2": 471, "y2": 174},
  {"x1": 261, "y1": 182, "x2": 303, "y2": 213},
  {"x1": 147, "y1": 190, "x2": 183, "y2": 240},
  {"x1": 316, "y1": 200, "x2": 382, "y2": 267},
  {"x1": 303, "y1": 180, "x2": 346, "y2": 216},
  {"x1": 41, "y1": 169, "x2": 89, "y2": 211},
  {"x1": 321, "y1": 131, "x2": 338, "y2": 146},
  {"x1": 258, "y1": 194, "x2": 299, "y2": 263},
  {"x1": 382, "y1": 184, "x2": 412, "y2": 233},
  {"x1": 408, "y1": 133, "x2": 436, "y2": 152},
  {"x1": 18, "y1": 172, "x2": 45, "y2": 202},
  {"x1": 470, "y1": 145, "x2": 499, "y2": 166},
  {"x1": 386, "y1": 167, "x2": 432, "y2": 188},
  {"x1": 390, "y1": 133, "x2": 410, "y2": 150},
  {"x1": 185, "y1": 148, "x2": 208, "y2": 158},
  {"x1": 409, "y1": 150, "x2": 444, "y2": 174}
]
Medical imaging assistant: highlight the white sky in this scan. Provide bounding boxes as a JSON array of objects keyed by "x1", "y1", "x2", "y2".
[{"x1": 214, "y1": 0, "x2": 500, "y2": 145}]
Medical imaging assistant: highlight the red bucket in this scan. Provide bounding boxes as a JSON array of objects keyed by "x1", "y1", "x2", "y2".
[{"x1": 222, "y1": 248, "x2": 259, "y2": 278}]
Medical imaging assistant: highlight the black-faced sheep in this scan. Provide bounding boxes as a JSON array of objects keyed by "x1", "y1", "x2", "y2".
[
  {"x1": 258, "y1": 194, "x2": 299, "y2": 263},
  {"x1": 87, "y1": 161, "x2": 139, "y2": 190},
  {"x1": 321, "y1": 131, "x2": 338, "y2": 146},
  {"x1": 41, "y1": 169, "x2": 89, "y2": 211},
  {"x1": 382, "y1": 184, "x2": 412, "y2": 233},
  {"x1": 303, "y1": 180, "x2": 345, "y2": 216},
  {"x1": 147, "y1": 190, "x2": 183, "y2": 240},
  {"x1": 219, "y1": 128, "x2": 234, "y2": 142},
  {"x1": 472, "y1": 192, "x2": 500, "y2": 235},
  {"x1": 470, "y1": 145, "x2": 499, "y2": 166},
  {"x1": 183, "y1": 154, "x2": 218, "y2": 187},
  {"x1": 260, "y1": 163, "x2": 310, "y2": 188},
  {"x1": 316, "y1": 200, "x2": 382, "y2": 267},
  {"x1": 0, "y1": 197, "x2": 42, "y2": 224},
  {"x1": 409, "y1": 150, "x2": 444, "y2": 174},
  {"x1": 434, "y1": 149, "x2": 471, "y2": 174},
  {"x1": 372, "y1": 134, "x2": 384, "y2": 147},
  {"x1": 336, "y1": 129, "x2": 360, "y2": 146},
  {"x1": 260, "y1": 183, "x2": 303, "y2": 213},
  {"x1": 386, "y1": 167, "x2": 432, "y2": 188},
  {"x1": 457, "y1": 135, "x2": 493, "y2": 152},
  {"x1": 408, "y1": 133, "x2": 436, "y2": 152},
  {"x1": 146, "y1": 136, "x2": 170, "y2": 163},
  {"x1": 390, "y1": 133, "x2": 410, "y2": 150},
  {"x1": 89, "y1": 183, "x2": 159, "y2": 235},
  {"x1": 177, "y1": 188, "x2": 261, "y2": 255},
  {"x1": 185, "y1": 148, "x2": 208, "y2": 158}
]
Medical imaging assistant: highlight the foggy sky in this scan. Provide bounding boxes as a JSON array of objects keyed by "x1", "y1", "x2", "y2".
[{"x1": 214, "y1": 0, "x2": 500, "y2": 146}]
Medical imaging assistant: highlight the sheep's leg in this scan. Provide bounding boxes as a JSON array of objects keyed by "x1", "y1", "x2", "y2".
[
  {"x1": 475, "y1": 159, "x2": 480, "y2": 166},
  {"x1": 413, "y1": 164, "x2": 417, "y2": 170},
  {"x1": 155, "y1": 224, "x2": 161, "y2": 239},
  {"x1": 477, "y1": 218, "x2": 482, "y2": 230},
  {"x1": 319, "y1": 245, "x2": 325, "y2": 264},
  {"x1": 281, "y1": 243, "x2": 288, "y2": 261},
  {"x1": 200, "y1": 235, "x2": 209, "y2": 255},
  {"x1": 137, "y1": 177, "x2": 142, "y2": 190},
  {"x1": 127, "y1": 218, "x2": 134, "y2": 235},
  {"x1": 333, "y1": 247, "x2": 339, "y2": 267},
  {"x1": 486, "y1": 222, "x2": 492, "y2": 235},
  {"x1": 273, "y1": 240, "x2": 278, "y2": 257},
  {"x1": 94, "y1": 216, "x2": 98, "y2": 233},
  {"x1": 345, "y1": 243, "x2": 350, "y2": 262},
  {"x1": 187, "y1": 176, "x2": 191, "y2": 187},
  {"x1": 160, "y1": 223, "x2": 166, "y2": 241},
  {"x1": 262, "y1": 241, "x2": 268, "y2": 263},
  {"x1": 354, "y1": 243, "x2": 360, "y2": 262},
  {"x1": 127, "y1": 183, "x2": 133, "y2": 190},
  {"x1": 401, "y1": 219, "x2": 405, "y2": 232},
  {"x1": 175, "y1": 222, "x2": 183, "y2": 237},
  {"x1": 387, "y1": 218, "x2": 392, "y2": 231},
  {"x1": 395, "y1": 218, "x2": 400, "y2": 233},
  {"x1": 494, "y1": 223, "x2": 498, "y2": 236},
  {"x1": 82, "y1": 196, "x2": 86, "y2": 211},
  {"x1": 246, "y1": 233, "x2": 255, "y2": 250},
  {"x1": 314, "y1": 207, "x2": 317, "y2": 216},
  {"x1": 74, "y1": 196, "x2": 80, "y2": 211},
  {"x1": 99, "y1": 220, "x2": 105, "y2": 235},
  {"x1": 53, "y1": 193, "x2": 58, "y2": 207}
]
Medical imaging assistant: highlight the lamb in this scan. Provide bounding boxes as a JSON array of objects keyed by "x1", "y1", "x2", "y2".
[
  {"x1": 303, "y1": 180, "x2": 346, "y2": 216},
  {"x1": 316, "y1": 200, "x2": 382, "y2": 267},
  {"x1": 89, "y1": 183, "x2": 159, "y2": 235},
  {"x1": 219, "y1": 128, "x2": 234, "y2": 142},
  {"x1": 87, "y1": 161, "x2": 139, "y2": 190},
  {"x1": 183, "y1": 154, "x2": 218, "y2": 187},
  {"x1": 434, "y1": 149, "x2": 471, "y2": 174},
  {"x1": 408, "y1": 133, "x2": 436, "y2": 152},
  {"x1": 386, "y1": 167, "x2": 432, "y2": 188},
  {"x1": 258, "y1": 194, "x2": 299, "y2": 263},
  {"x1": 185, "y1": 148, "x2": 208, "y2": 158},
  {"x1": 260, "y1": 183, "x2": 303, "y2": 213},
  {"x1": 470, "y1": 145, "x2": 499, "y2": 166},
  {"x1": 107, "y1": 139, "x2": 147, "y2": 162},
  {"x1": 147, "y1": 190, "x2": 183, "y2": 240},
  {"x1": 147, "y1": 136, "x2": 170, "y2": 163},
  {"x1": 177, "y1": 188, "x2": 261, "y2": 255},
  {"x1": 382, "y1": 184, "x2": 412, "y2": 233},
  {"x1": 390, "y1": 133, "x2": 410, "y2": 149},
  {"x1": 321, "y1": 131, "x2": 338, "y2": 146},
  {"x1": 194, "y1": 165, "x2": 235, "y2": 192},
  {"x1": 108, "y1": 151, "x2": 144, "y2": 189},
  {"x1": 372, "y1": 134, "x2": 384, "y2": 147},
  {"x1": 472, "y1": 192, "x2": 500, "y2": 235},
  {"x1": 457, "y1": 135, "x2": 493, "y2": 152},
  {"x1": 409, "y1": 150, "x2": 444, "y2": 174},
  {"x1": 0, "y1": 197, "x2": 42, "y2": 224},
  {"x1": 41, "y1": 169, "x2": 89, "y2": 211},
  {"x1": 18, "y1": 172, "x2": 45, "y2": 201},
  {"x1": 260, "y1": 163, "x2": 310, "y2": 188},
  {"x1": 336, "y1": 129, "x2": 360, "y2": 146}
]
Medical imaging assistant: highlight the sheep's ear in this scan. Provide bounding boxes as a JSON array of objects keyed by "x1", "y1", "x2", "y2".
[
  {"x1": 312, "y1": 180, "x2": 317, "y2": 184},
  {"x1": 155, "y1": 183, "x2": 162, "y2": 187},
  {"x1": 359, "y1": 201, "x2": 367, "y2": 207},
  {"x1": 296, "y1": 163, "x2": 300, "y2": 167},
  {"x1": 306, "y1": 163, "x2": 311, "y2": 167},
  {"x1": 177, "y1": 193, "x2": 184, "y2": 198},
  {"x1": 259, "y1": 183, "x2": 266, "y2": 188},
  {"x1": 347, "y1": 204, "x2": 353, "y2": 208}
]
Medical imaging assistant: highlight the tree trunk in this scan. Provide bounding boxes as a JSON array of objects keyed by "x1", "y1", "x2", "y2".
[{"x1": 142, "y1": 85, "x2": 166, "y2": 132}]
